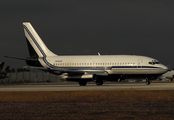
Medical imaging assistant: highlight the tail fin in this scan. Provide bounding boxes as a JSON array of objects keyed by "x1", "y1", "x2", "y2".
[
  {"x1": 2, "y1": 66, "x2": 9, "y2": 76},
  {"x1": 0, "y1": 62, "x2": 5, "y2": 72},
  {"x1": 23, "y1": 22, "x2": 57, "y2": 58}
]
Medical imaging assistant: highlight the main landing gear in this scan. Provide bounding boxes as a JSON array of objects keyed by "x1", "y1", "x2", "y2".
[
  {"x1": 79, "y1": 81, "x2": 87, "y2": 86},
  {"x1": 96, "y1": 80, "x2": 103, "y2": 86},
  {"x1": 79, "y1": 80, "x2": 103, "y2": 86},
  {"x1": 146, "y1": 78, "x2": 150, "y2": 85}
]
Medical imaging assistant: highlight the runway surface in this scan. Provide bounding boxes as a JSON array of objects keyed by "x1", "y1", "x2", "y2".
[{"x1": 0, "y1": 82, "x2": 174, "y2": 91}]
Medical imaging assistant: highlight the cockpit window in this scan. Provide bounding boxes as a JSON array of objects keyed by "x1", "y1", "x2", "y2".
[
  {"x1": 149, "y1": 60, "x2": 160, "y2": 65},
  {"x1": 149, "y1": 62, "x2": 154, "y2": 65}
]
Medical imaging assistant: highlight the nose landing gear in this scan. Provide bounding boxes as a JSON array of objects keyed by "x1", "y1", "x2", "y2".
[{"x1": 146, "y1": 78, "x2": 150, "y2": 85}]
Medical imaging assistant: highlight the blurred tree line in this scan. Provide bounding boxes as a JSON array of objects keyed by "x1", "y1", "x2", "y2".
[{"x1": 8, "y1": 68, "x2": 30, "y2": 73}]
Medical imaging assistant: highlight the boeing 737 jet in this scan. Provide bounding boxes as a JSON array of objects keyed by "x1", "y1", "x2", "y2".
[
  {"x1": 159, "y1": 70, "x2": 174, "y2": 81},
  {"x1": 5, "y1": 22, "x2": 168, "y2": 85}
]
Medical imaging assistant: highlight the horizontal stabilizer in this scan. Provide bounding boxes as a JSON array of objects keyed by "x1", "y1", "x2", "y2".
[{"x1": 4, "y1": 56, "x2": 37, "y2": 61}]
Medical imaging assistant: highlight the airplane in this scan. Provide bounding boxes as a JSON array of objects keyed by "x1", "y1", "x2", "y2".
[
  {"x1": 0, "y1": 62, "x2": 5, "y2": 72},
  {"x1": 5, "y1": 22, "x2": 168, "y2": 86},
  {"x1": 0, "y1": 66, "x2": 10, "y2": 79},
  {"x1": 158, "y1": 70, "x2": 174, "y2": 81},
  {"x1": 0, "y1": 62, "x2": 10, "y2": 79}
]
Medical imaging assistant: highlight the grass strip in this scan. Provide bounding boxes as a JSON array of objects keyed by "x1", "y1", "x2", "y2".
[{"x1": 0, "y1": 90, "x2": 174, "y2": 103}]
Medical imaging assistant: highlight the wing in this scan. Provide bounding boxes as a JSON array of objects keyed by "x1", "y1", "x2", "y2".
[{"x1": 25, "y1": 66, "x2": 108, "y2": 76}]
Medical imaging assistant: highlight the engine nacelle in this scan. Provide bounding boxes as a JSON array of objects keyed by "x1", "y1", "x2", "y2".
[{"x1": 59, "y1": 74, "x2": 94, "y2": 80}]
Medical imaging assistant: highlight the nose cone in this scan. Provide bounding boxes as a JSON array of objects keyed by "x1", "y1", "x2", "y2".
[{"x1": 161, "y1": 64, "x2": 168, "y2": 73}]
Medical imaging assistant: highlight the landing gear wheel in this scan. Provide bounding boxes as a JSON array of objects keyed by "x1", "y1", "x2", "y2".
[
  {"x1": 79, "y1": 82, "x2": 87, "y2": 86},
  {"x1": 146, "y1": 79, "x2": 150, "y2": 85},
  {"x1": 96, "y1": 80, "x2": 103, "y2": 86},
  {"x1": 146, "y1": 81, "x2": 150, "y2": 85}
]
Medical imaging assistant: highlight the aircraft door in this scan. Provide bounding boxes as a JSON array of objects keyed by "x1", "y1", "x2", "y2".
[
  {"x1": 87, "y1": 58, "x2": 97, "y2": 68},
  {"x1": 137, "y1": 59, "x2": 143, "y2": 70},
  {"x1": 92, "y1": 58, "x2": 99, "y2": 68},
  {"x1": 92, "y1": 61, "x2": 96, "y2": 68}
]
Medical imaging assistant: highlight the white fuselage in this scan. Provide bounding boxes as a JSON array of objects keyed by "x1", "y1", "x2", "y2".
[{"x1": 38, "y1": 55, "x2": 168, "y2": 75}]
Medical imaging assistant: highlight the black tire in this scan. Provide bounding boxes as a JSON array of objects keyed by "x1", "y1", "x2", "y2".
[
  {"x1": 79, "y1": 82, "x2": 87, "y2": 86},
  {"x1": 96, "y1": 80, "x2": 103, "y2": 86},
  {"x1": 146, "y1": 81, "x2": 150, "y2": 85}
]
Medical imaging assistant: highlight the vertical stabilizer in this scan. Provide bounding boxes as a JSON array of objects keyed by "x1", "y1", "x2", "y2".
[{"x1": 23, "y1": 22, "x2": 57, "y2": 58}]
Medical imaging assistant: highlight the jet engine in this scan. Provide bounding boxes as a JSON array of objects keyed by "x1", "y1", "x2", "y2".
[{"x1": 59, "y1": 74, "x2": 94, "y2": 81}]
